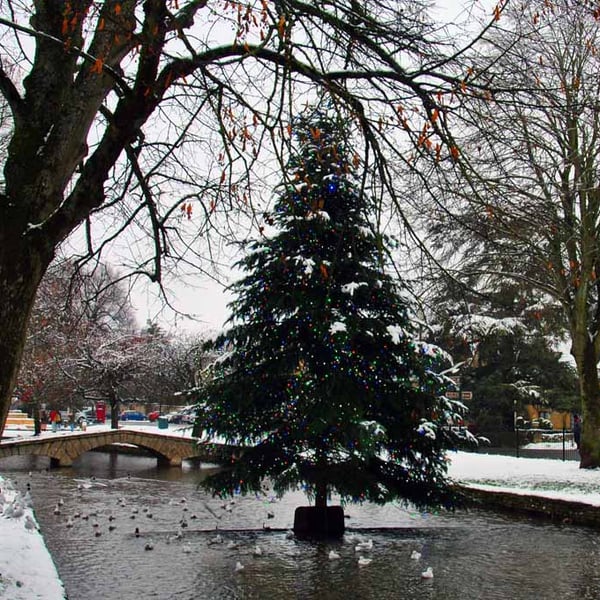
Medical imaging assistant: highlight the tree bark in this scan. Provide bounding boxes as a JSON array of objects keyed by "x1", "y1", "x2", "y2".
[
  {"x1": 109, "y1": 390, "x2": 119, "y2": 430},
  {"x1": 0, "y1": 241, "x2": 53, "y2": 436},
  {"x1": 315, "y1": 480, "x2": 328, "y2": 508},
  {"x1": 573, "y1": 337, "x2": 600, "y2": 468}
]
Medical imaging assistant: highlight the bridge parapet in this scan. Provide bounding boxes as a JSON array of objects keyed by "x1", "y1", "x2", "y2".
[{"x1": 0, "y1": 429, "x2": 225, "y2": 468}]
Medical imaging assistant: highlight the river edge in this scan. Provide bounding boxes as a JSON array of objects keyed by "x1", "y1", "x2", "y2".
[{"x1": 459, "y1": 485, "x2": 600, "y2": 528}]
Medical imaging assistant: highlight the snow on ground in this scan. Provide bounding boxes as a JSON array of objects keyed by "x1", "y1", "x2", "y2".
[
  {"x1": 2, "y1": 424, "x2": 600, "y2": 599},
  {"x1": 447, "y1": 450, "x2": 600, "y2": 506},
  {"x1": 0, "y1": 475, "x2": 65, "y2": 599}
]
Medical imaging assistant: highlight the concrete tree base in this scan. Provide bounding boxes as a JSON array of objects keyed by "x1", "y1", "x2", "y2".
[{"x1": 293, "y1": 506, "x2": 345, "y2": 538}]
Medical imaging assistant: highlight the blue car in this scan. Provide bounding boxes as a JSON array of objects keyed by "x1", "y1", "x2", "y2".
[{"x1": 119, "y1": 410, "x2": 146, "y2": 421}]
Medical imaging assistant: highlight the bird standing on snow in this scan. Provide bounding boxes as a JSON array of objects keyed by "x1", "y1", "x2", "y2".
[
  {"x1": 24, "y1": 515, "x2": 38, "y2": 531},
  {"x1": 11, "y1": 503, "x2": 24, "y2": 519}
]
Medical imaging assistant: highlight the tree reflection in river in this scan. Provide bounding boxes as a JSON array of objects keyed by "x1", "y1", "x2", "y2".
[{"x1": 2, "y1": 451, "x2": 600, "y2": 600}]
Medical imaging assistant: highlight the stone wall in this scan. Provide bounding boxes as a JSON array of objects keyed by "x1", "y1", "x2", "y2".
[{"x1": 459, "y1": 485, "x2": 600, "y2": 528}]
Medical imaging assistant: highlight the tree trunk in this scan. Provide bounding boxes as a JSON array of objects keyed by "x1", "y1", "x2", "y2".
[
  {"x1": 0, "y1": 244, "x2": 52, "y2": 436},
  {"x1": 33, "y1": 400, "x2": 41, "y2": 436},
  {"x1": 315, "y1": 481, "x2": 328, "y2": 508},
  {"x1": 109, "y1": 390, "x2": 119, "y2": 430},
  {"x1": 572, "y1": 337, "x2": 600, "y2": 468}
]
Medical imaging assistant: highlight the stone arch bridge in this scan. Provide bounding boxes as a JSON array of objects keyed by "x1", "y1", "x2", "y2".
[{"x1": 0, "y1": 429, "x2": 233, "y2": 468}]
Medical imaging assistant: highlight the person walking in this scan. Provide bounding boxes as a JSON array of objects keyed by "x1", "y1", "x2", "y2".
[{"x1": 573, "y1": 414, "x2": 582, "y2": 451}]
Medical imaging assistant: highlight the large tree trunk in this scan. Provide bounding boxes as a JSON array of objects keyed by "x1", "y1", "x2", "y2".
[
  {"x1": 572, "y1": 336, "x2": 600, "y2": 468},
  {"x1": 0, "y1": 242, "x2": 53, "y2": 436}
]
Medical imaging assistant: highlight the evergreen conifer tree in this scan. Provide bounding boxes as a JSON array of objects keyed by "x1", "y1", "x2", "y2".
[{"x1": 194, "y1": 105, "x2": 465, "y2": 510}]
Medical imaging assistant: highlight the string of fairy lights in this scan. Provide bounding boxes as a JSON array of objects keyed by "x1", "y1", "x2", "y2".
[{"x1": 195, "y1": 107, "x2": 464, "y2": 506}]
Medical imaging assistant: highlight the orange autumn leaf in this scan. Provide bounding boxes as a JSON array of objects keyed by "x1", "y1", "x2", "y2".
[
  {"x1": 90, "y1": 58, "x2": 104, "y2": 73},
  {"x1": 220, "y1": 170, "x2": 226, "y2": 184},
  {"x1": 98, "y1": 17, "x2": 105, "y2": 31},
  {"x1": 493, "y1": 4, "x2": 501, "y2": 21},
  {"x1": 320, "y1": 264, "x2": 329, "y2": 279},
  {"x1": 450, "y1": 145, "x2": 460, "y2": 160},
  {"x1": 278, "y1": 14, "x2": 286, "y2": 37},
  {"x1": 286, "y1": 123, "x2": 293, "y2": 137},
  {"x1": 431, "y1": 108, "x2": 439, "y2": 123},
  {"x1": 114, "y1": 3, "x2": 122, "y2": 15},
  {"x1": 311, "y1": 127, "x2": 321, "y2": 140}
]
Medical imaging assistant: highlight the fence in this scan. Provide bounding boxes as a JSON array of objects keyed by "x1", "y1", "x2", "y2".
[
  {"x1": 474, "y1": 428, "x2": 579, "y2": 461},
  {"x1": 514, "y1": 427, "x2": 579, "y2": 461}
]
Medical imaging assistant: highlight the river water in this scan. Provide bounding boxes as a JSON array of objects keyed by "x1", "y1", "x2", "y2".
[{"x1": 2, "y1": 451, "x2": 600, "y2": 600}]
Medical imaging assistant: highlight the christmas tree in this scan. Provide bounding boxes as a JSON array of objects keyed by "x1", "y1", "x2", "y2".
[{"x1": 194, "y1": 104, "x2": 465, "y2": 514}]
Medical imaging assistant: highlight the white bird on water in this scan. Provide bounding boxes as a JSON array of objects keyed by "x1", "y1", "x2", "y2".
[
  {"x1": 410, "y1": 550, "x2": 422, "y2": 560},
  {"x1": 235, "y1": 561, "x2": 245, "y2": 572},
  {"x1": 355, "y1": 539, "x2": 373, "y2": 552},
  {"x1": 253, "y1": 545, "x2": 263, "y2": 556},
  {"x1": 357, "y1": 556, "x2": 372, "y2": 567},
  {"x1": 328, "y1": 550, "x2": 341, "y2": 560},
  {"x1": 421, "y1": 567, "x2": 434, "y2": 579}
]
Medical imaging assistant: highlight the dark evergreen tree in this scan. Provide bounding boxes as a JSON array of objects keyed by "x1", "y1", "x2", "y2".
[{"x1": 194, "y1": 105, "x2": 465, "y2": 510}]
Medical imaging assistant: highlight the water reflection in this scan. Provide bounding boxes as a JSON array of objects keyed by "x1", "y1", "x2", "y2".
[{"x1": 3, "y1": 451, "x2": 600, "y2": 600}]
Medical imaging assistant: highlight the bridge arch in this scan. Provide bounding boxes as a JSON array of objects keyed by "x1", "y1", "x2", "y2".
[{"x1": 0, "y1": 429, "x2": 213, "y2": 468}]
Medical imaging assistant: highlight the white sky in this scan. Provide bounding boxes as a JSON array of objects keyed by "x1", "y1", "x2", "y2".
[{"x1": 125, "y1": 0, "x2": 499, "y2": 336}]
